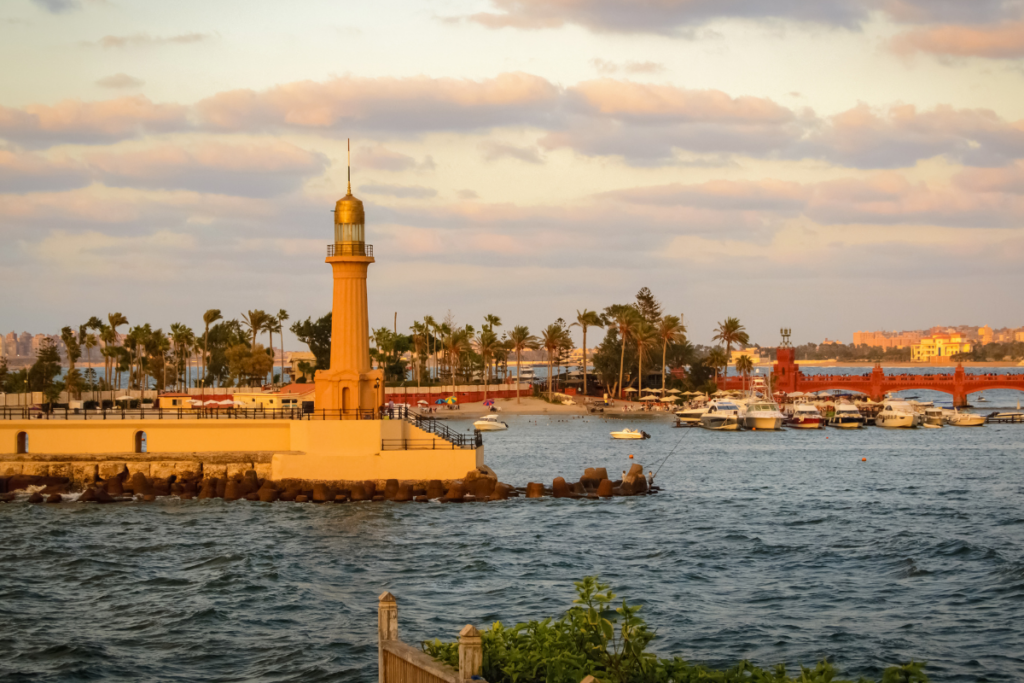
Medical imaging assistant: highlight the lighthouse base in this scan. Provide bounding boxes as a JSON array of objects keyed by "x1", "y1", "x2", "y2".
[{"x1": 314, "y1": 367, "x2": 384, "y2": 413}]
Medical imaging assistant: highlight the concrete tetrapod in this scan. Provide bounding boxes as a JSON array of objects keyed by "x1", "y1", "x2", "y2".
[
  {"x1": 445, "y1": 483, "x2": 465, "y2": 502},
  {"x1": 426, "y1": 480, "x2": 445, "y2": 499},
  {"x1": 597, "y1": 479, "x2": 614, "y2": 498},
  {"x1": 489, "y1": 483, "x2": 512, "y2": 501},
  {"x1": 394, "y1": 483, "x2": 413, "y2": 502},
  {"x1": 383, "y1": 479, "x2": 400, "y2": 500},
  {"x1": 525, "y1": 482, "x2": 545, "y2": 498}
]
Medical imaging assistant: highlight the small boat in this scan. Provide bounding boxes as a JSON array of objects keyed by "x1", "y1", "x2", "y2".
[
  {"x1": 947, "y1": 410, "x2": 985, "y2": 427},
  {"x1": 699, "y1": 400, "x2": 741, "y2": 431},
  {"x1": 610, "y1": 428, "x2": 650, "y2": 440},
  {"x1": 674, "y1": 405, "x2": 707, "y2": 424},
  {"x1": 828, "y1": 403, "x2": 865, "y2": 429},
  {"x1": 976, "y1": 396, "x2": 988, "y2": 402},
  {"x1": 473, "y1": 414, "x2": 509, "y2": 431},
  {"x1": 923, "y1": 406, "x2": 945, "y2": 427},
  {"x1": 786, "y1": 403, "x2": 825, "y2": 429},
  {"x1": 875, "y1": 400, "x2": 921, "y2": 429},
  {"x1": 740, "y1": 401, "x2": 784, "y2": 430}
]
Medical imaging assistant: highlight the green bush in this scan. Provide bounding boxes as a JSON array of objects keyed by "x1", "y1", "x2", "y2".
[{"x1": 422, "y1": 577, "x2": 927, "y2": 683}]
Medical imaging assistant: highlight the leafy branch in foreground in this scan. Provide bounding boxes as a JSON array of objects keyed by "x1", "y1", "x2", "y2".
[{"x1": 423, "y1": 576, "x2": 928, "y2": 683}]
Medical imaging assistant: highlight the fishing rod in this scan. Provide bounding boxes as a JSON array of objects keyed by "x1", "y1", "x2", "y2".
[{"x1": 652, "y1": 423, "x2": 691, "y2": 479}]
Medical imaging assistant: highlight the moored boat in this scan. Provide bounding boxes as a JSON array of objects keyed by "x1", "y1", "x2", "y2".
[
  {"x1": 828, "y1": 403, "x2": 865, "y2": 429},
  {"x1": 610, "y1": 428, "x2": 650, "y2": 440},
  {"x1": 699, "y1": 400, "x2": 741, "y2": 431},
  {"x1": 674, "y1": 405, "x2": 707, "y2": 424},
  {"x1": 473, "y1": 414, "x2": 509, "y2": 431},
  {"x1": 740, "y1": 401, "x2": 784, "y2": 430},
  {"x1": 946, "y1": 409, "x2": 985, "y2": 427},
  {"x1": 786, "y1": 403, "x2": 825, "y2": 429},
  {"x1": 875, "y1": 400, "x2": 921, "y2": 428}
]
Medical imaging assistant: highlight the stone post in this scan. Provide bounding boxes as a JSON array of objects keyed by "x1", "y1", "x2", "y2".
[
  {"x1": 458, "y1": 624, "x2": 482, "y2": 681},
  {"x1": 378, "y1": 592, "x2": 398, "y2": 683}
]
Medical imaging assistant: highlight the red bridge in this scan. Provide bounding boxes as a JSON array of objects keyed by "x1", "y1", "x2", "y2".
[{"x1": 717, "y1": 348, "x2": 1024, "y2": 407}]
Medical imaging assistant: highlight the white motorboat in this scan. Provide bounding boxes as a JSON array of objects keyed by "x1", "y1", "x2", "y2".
[
  {"x1": 786, "y1": 403, "x2": 825, "y2": 429},
  {"x1": 946, "y1": 410, "x2": 985, "y2": 427},
  {"x1": 740, "y1": 401, "x2": 784, "y2": 430},
  {"x1": 875, "y1": 400, "x2": 921, "y2": 428},
  {"x1": 923, "y1": 406, "x2": 945, "y2": 427},
  {"x1": 674, "y1": 405, "x2": 707, "y2": 424},
  {"x1": 610, "y1": 428, "x2": 650, "y2": 440},
  {"x1": 828, "y1": 403, "x2": 865, "y2": 429},
  {"x1": 473, "y1": 414, "x2": 509, "y2": 431},
  {"x1": 700, "y1": 400, "x2": 741, "y2": 431}
]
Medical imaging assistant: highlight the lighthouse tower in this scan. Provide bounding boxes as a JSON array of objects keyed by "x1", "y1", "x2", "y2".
[{"x1": 314, "y1": 141, "x2": 384, "y2": 413}]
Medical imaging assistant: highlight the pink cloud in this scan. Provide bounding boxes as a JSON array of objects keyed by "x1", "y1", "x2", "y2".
[
  {"x1": 195, "y1": 73, "x2": 559, "y2": 133},
  {"x1": 85, "y1": 140, "x2": 328, "y2": 196},
  {"x1": 953, "y1": 162, "x2": 1024, "y2": 194},
  {"x1": 890, "y1": 21, "x2": 1024, "y2": 59},
  {"x1": 0, "y1": 149, "x2": 91, "y2": 193},
  {"x1": 0, "y1": 96, "x2": 188, "y2": 147}
]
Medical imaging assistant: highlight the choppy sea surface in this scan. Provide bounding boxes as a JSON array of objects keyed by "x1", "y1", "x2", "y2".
[{"x1": 2, "y1": 388, "x2": 1023, "y2": 682}]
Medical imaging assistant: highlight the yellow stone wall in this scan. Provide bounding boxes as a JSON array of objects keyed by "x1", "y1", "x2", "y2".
[{"x1": 0, "y1": 418, "x2": 481, "y2": 483}]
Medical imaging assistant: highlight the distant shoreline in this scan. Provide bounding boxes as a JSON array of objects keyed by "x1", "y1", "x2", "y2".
[{"x1": 759, "y1": 360, "x2": 1021, "y2": 368}]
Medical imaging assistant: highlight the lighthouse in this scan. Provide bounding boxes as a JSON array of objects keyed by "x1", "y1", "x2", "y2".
[{"x1": 314, "y1": 141, "x2": 385, "y2": 413}]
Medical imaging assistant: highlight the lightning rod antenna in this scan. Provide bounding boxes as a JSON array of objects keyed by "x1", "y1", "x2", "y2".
[{"x1": 347, "y1": 138, "x2": 351, "y2": 195}]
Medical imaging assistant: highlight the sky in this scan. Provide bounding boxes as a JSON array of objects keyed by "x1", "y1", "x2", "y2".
[{"x1": 2, "y1": 0, "x2": 1024, "y2": 349}]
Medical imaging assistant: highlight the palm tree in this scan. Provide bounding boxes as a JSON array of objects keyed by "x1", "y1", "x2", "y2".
[
  {"x1": 713, "y1": 317, "x2": 749, "y2": 359},
  {"x1": 277, "y1": 309, "x2": 289, "y2": 384},
  {"x1": 473, "y1": 328, "x2": 500, "y2": 401},
  {"x1": 735, "y1": 354, "x2": 754, "y2": 391},
  {"x1": 540, "y1": 323, "x2": 563, "y2": 401},
  {"x1": 444, "y1": 328, "x2": 469, "y2": 399},
  {"x1": 240, "y1": 309, "x2": 270, "y2": 350},
  {"x1": 705, "y1": 348, "x2": 729, "y2": 383},
  {"x1": 422, "y1": 315, "x2": 437, "y2": 382},
  {"x1": 169, "y1": 323, "x2": 187, "y2": 390},
  {"x1": 507, "y1": 325, "x2": 538, "y2": 404},
  {"x1": 267, "y1": 316, "x2": 282, "y2": 385},
  {"x1": 657, "y1": 315, "x2": 687, "y2": 394},
  {"x1": 570, "y1": 309, "x2": 603, "y2": 397},
  {"x1": 410, "y1": 322, "x2": 428, "y2": 389},
  {"x1": 108, "y1": 312, "x2": 128, "y2": 391},
  {"x1": 631, "y1": 322, "x2": 658, "y2": 398},
  {"x1": 612, "y1": 307, "x2": 641, "y2": 400},
  {"x1": 202, "y1": 309, "x2": 222, "y2": 393}
]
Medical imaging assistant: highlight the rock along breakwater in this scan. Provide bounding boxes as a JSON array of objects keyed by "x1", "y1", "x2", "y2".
[{"x1": 0, "y1": 463, "x2": 658, "y2": 505}]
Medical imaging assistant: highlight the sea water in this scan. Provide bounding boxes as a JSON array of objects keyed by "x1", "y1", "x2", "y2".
[{"x1": 1, "y1": 400, "x2": 1023, "y2": 681}]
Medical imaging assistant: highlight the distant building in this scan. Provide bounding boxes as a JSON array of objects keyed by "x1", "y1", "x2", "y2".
[
  {"x1": 852, "y1": 330, "x2": 921, "y2": 349},
  {"x1": 5, "y1": 332, "x2": 17, "y2": 357},
  {"x1": 819, "y1": 338, "x2": 842, "y2": 346},
  {"x1": 729, "y1": 347, "x2": 763, "y2": 364},
  {"x1": 910, "y1": 333, "x2": 972, "y2": 363},
  {"x1": 978, "y1": 325, "x2": 994, "y2": 345},
  {"x1": 17, "y1": 332, "x2": 31, "y2": 357}
]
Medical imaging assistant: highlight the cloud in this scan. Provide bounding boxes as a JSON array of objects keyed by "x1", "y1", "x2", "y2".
[
  {"x1": 599, "y1": 172, "x2": 1024, "y2": 228},
  {"x1": 30, "y1": 0, "x2": 79, "y2": 13},
  {"x1": 590, "y1": 59, "x2": 665, "y2": 74},
  {"x1": 361, "y1": 183, "x2": 438, "y2": 198},
  {"x1": 890, "y1": 21, "x2": 1024, "y2": 59},
  {"x1": 480, "y1": 141, "x2": 544, "y2": 163},
  {"x1": 86, "y1": 140, "x2": 329, "y2": 196},
  {"x1": 356, "y1": 144, "x2": 435, "y2": 172},
  {"x1": 0, "y1": 149, "x2": 91, "y2": 193},
  {"x1": 457, "y1": 189, "x2": 479, "y2": 199},
  {"x1": 0, "y1": 95, "x2": 188, "y2": 147},
  {"x1": 89, "y1": 33, "x2": 212, "y2": 49},
  {"x1": 953, "y1": 162, "x2": 1024, "y2": 194},
  {"x1": 195, "y1": 72, "x2": 560, "y2": 133},
  {"x1": 96, "y1": 73, "x2": 145, "y2": 89},
  {"x1": 543, "y1": 79, "x2": 804, "y2": 164},
  {"x1": 801, "y1": 103, "x2": 1024, "y2": 168},
  {"x1": 462, "y1": 0, "x2": 1022, "y2": 35}
]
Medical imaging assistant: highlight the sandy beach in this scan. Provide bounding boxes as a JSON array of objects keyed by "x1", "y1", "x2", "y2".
[{"x1": 425, "y1": 396, "x2": 680, "y2": 418}]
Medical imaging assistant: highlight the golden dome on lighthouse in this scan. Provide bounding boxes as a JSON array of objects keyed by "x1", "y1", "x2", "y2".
[
  {"x1": 334, "y1": 191, "x2": 364, "y2": 227},
  {"x1": 334, "y1": 139, "x2": 365, "y2": 244}
]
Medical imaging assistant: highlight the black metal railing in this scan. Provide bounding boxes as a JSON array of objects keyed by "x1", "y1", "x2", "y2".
[
  {"x1": 327, "y1": 243, "x2": 373, "y2": 257},
  {"x1": 381, "y1": 436, "x2": 481, "y2": 451},
  {"x1": 401, "y1": 411, "x2": 482, "y2": 448},
  {"x1": 0, "y1": 406, "x2": 388, "y2": 421}
]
